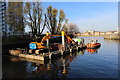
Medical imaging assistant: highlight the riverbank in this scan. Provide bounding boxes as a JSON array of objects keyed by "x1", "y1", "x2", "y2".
[
  {"x1": 77, "y1": 35, "x2": 102, "y2": 37},
  {"x1": 104, "y1": 34, "x2": 120, "y2": 40},
  {"x1": 2, "y1": 36, "x2": 34, "y2": 46},
  {"x1": 76, "y1": 34, "x2": 120, "y2": 40},
  {"x1": 2, "y1": 36, "x2": 34, "y2": 54}
]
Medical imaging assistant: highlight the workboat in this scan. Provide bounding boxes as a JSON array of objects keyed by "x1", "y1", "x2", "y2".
[
  {"x1": 86, "y1": 40, "x2": 101, "y2": 49},
  {"x1": 9, "y1": 31, "x2": 77, "y2": 56}
]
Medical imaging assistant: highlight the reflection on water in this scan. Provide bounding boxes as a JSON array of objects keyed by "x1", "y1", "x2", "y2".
[
  {"x1": 3, "y1": 48, "x2": 98, "y2": 78},
  {"x1": 85, "y1": 47, "x2": 100, "y2": 54},
  {"x1": 2, "y1": 37, "x2": 118, "y2": 78}
]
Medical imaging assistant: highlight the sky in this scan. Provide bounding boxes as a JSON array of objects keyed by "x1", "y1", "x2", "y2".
[
  {"x1": 42, "y1": 2, "x2": 118, "y2": 32},
  {"x1": 25, "y1": 2, "x2": 118, "y2": 33}
]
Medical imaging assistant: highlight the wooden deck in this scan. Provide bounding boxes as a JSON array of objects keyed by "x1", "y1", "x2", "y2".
[{"x1": 9, "y1": 45, "x2": 86, "y2": 61}]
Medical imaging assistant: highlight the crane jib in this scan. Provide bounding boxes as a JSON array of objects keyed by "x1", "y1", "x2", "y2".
[{"x1": 50, "y1": 36, "x2": 61, "y2": 38}]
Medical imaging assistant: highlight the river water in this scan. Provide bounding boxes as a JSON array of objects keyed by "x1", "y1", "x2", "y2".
[{"x1": 2, "y1": 37, "x2": 119, "y2": 79}]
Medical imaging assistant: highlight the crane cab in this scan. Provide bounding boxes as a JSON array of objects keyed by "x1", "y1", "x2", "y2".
[{"x1": 29, "y1": 42, "x2": 46, "y2": 49}]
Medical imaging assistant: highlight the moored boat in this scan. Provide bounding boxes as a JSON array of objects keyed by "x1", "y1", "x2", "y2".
[{"x1": 86, "y1": 40, "x2": 101, "y2": 49}]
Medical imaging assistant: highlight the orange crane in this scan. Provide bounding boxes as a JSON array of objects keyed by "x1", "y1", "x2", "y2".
[{"x1": 29, "y1": 31, "x2": 76, "y2": 50}]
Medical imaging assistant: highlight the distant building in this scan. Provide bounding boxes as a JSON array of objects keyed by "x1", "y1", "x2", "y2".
[
  {"x1": 113, "y1": 31, "x2": 118, "y2": 34},
  {"x1": 94, "y1": 31, "x2": 100, "y2": 35},
  {"x1": 106, "y1": 31, "x2": 118, "y2": 35},
  {"x1": 0, "y1": 0, "x2": 8, "y2": 36},
  {"x1": 0, "y1": 1, "x2": 15, "y2": 36},
  {"x1": 76, "y1": 32, "x2": 81, "y2": 36},
  {"x1": 87, "y1": 30, "x2": 95, "y2": 35},
  {"x1": 73, "y1": 32, "x2": 81, "y2": 36},
  {"x1": 0, "y1": 1, "x2": 24, "y2": 36},
  {"x1": 80, "y1": 30, "x2": 118, "y2": 36},
  {"x1": 82, "y1": 32, "x2": 90, "y2": 36},
  {"x1": 100, "y1": 32, "x2": 106, "y2": 35}
]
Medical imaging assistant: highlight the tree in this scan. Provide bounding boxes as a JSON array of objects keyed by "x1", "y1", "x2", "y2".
[
  {"x1": 65, "y1": 22, "x2": 79, "y2": 34},
  {"x1": 5, "y1": 2, "x2": 25, "y2": 33},
  {"x1": 46, "y1": 6, "x2": 66, "y2": 34},
  {"x1": 23, "y1": 2, "x2": 46, "y2": 36},
  {"x1": 63, "y1": 19, "x2": 68, "y2": 33}
]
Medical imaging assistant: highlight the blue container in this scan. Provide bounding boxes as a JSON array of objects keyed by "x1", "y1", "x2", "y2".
[{"x1": 29, "y1": 43, "x2": 37, "y2": 49}]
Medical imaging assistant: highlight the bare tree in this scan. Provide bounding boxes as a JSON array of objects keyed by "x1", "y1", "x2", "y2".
[
  {"x1": 23, "y1": 2, "x2": 46, "y2": 36},
  {"x1": 65, "y1": 22, "x2": 79, "y2": 34}
]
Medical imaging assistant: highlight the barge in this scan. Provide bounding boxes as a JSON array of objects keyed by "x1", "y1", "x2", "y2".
[{"x1": 9, "y1": 31, "x2": 86, "y2": 61}]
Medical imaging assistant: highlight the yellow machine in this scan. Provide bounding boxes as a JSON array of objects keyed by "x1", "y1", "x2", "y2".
[
  {"x1": 30, "y1": 42, "x2": 46, "y2": 49},
  {"x1": 29, "y1": 31, "x2": 76, "y2": 50},
  {"x1": 29, "y1": 32, "x2": 50, "y2": 50}
]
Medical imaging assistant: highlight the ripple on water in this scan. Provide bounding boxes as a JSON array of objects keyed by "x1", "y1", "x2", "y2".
[{"x1": 2, "y1": 37, "x2": 118, "y2": 78}]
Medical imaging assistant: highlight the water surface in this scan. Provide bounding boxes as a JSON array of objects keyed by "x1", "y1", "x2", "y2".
[{"x1": 2, "y1": 37, "x2": 118, "y2": 78}]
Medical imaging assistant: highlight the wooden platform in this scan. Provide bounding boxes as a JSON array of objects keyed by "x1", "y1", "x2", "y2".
[{"x1": 9, "y1": 45, "x2": 86, "y2": 61}]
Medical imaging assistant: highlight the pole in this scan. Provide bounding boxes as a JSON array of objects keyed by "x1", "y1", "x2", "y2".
[
  {"x1": 61, "y1": 30, "x2": 65, "y2": 50},
  {"x1": 46, "y1": 31, "x2": 49, "y2": 48}
]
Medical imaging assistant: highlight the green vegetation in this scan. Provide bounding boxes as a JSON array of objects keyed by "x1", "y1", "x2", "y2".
[
  {"x1": 104, "y1": 37, "x2": 120, "y2": 40},
  {"x1": 104, "y1": 36, "x2": 120, "y2": 40},
  {"x1": 5, "y1": 2, "x2": 78, "y2": 37},
  {"x1": 5, "y1": 2, "x2": 24, "y2": 32},
  {"x1": 46, "y1": 6, "x2": 66, "y2": 34}
]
